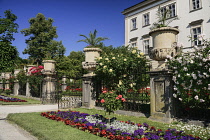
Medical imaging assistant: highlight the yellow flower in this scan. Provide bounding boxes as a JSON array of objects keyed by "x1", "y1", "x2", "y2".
[
  {"x1": 119, "y1": 80, "x2": 122, "y2": 85},
  {"x1": 103, "y1": 65, "x2": 107, "y2": 69},
  {"x1": 109, "y1": 69, "x2": 113, "y2": 72},
  {"x1": 140, "y1": 52, "x2": 144, "y2": 56},
  {"x1": 124, "y1": 59, "x2": 127, "y2": 61},
  {"x1": 123, "y1": 74, "x2": 127, "y2": 77},
  {"x1": 105, "y1": 58, "x2": 109, "y2": 60},
  {"x1": 137, "y1": 55, "x2": 140, "y2": 58},
  {"x1": 132, "y1": 50, "x2": 136, "y2": 54},
  {"x1": 112, "y1": 57, "x2": 115, "y2": 59},
  {"x1": 99, "y1": 63, "x2": 103, "y2": 66},
  {"x1": 98, "y1": 57, "x2": 102, "y2": 60}
]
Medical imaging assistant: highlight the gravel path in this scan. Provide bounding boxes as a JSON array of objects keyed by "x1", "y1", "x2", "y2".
[{"x1": 0, "y1": 104, "x2": 58, "y2": 140}]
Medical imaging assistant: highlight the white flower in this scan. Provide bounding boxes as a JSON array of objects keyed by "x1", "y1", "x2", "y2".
[
  {"x1": 109, "y1": 69, "x2": 113, "y2": 72},
  {"x1": 198, "y1": 34, "x2": 205, "y2": 41},
  {"x1": 179, "y1": 98, "x2": 182, "y2": 101},
  {"x1": 112, "y1": 57, "x2": 115, "y2": 59},
  {"x1": 173, "y1": 94, "x2": 177, "y2": 98},
  {"x1": 99, "y1": 63, "x2": 103, "y2": 66},
  {"x1": 105, "y1": 58, "x2": 109, "y2": 60},
  {"x1": 194, "y1": 95, "x2": 199, "y2": 100},
  {"x1": 124, "y1": 59, "x2": 127, "y2": 61},
  {"x1": 103, "y1": 65, "x2": 107, "y2": 69},
  {"x1": 203, "y1": 58, "x2": 207, "y2": 62},
  {"x1": 200, "y1": 99, "x2": 205, "y2": 102},
  {"x1": 183, "y1": 67, "x2": 188, "y2": 71},
  {"x1": 98, "y1": 57, "x2": 102, "y2": 60}
]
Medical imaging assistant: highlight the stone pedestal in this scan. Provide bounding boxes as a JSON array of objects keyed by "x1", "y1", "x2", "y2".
[
  {"x1": 26, "y1": 65, "x2": 36, "y2": 97},
  {"x1": 82, "y1": 73, "x2": 96, "y2": 108},
  {"x1": 61, "y1": 75, "x2": 67, "y2": 91},
  {"x1": 149, "y1": 70, "x2": 175, "y2": 123},
  {"x1": 42, "y1": 60, "x2": 56, "y2": 104},
  {"x1": 13, "y1": 69, "x2": 21, "y2": 96}
]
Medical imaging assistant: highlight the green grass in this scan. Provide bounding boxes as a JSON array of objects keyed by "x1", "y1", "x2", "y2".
[
  {"x1": 7, "y1": 108, "x2": 210, "y2": 140},
  {"x1": 0, "y1": 94, "x2": 41, "y2": 105},
  {"x1": 7, "y1": 112, "x2": 105, "y2": 140}
]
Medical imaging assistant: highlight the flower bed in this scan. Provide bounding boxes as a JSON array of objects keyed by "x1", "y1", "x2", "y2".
[
  {"x1": 41, "y1": 110, "x2": 202, "y2": 140},
  {"x1": 0, "y1": 95, "x2": 27, "y2": 102}
]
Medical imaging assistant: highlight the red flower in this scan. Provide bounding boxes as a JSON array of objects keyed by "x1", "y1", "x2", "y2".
[
  {"x1": 101, "y1": 99, "x2": 105, "y2": 103},
  {"x1": 121, "y1": 98, "x2": 126, "y2": 102},
  {"x1": 118, "y1": 95, "x2": 122, "y2": 98}
]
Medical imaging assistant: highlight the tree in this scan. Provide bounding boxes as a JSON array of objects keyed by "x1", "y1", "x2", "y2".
[
  {"x1": 77, "y1": 29, "x2": 108, "y2": 47},
  {"x1": 0, "y1": 10, "x2": 19, "y2": 72},
  {"x1": 21, "y1": 13, "x2": 65, "y2": 63}
]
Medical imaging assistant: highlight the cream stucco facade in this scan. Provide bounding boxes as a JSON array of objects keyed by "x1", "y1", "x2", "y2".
[{"x1": 122, "y1": 0, "x2": 210, "y2": 54}]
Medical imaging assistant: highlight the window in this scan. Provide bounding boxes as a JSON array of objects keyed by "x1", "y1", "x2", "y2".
[
  {"x1": 190, "y1": 0, "x2": 202, "y2": 10},
  {"x1": 143, "y1": 39, "x2": 150, "y2": 54},
  {"x1": 191, "y1": 26, "x2": 202, "y2": 46},
  {"x1": 160, "y1": 3, "x2": 176, "y2": 18},
  {"x1": 130, "y1": 37, "x2": 138, "y2": 48},
  {"x1": 131, "y1": 42, "x2": 137, "y2": 47},
  {"x1": 143, "y1": 13, "x2": 150, "y2": 26},
  {"x1": 131, "y1": 18, "x2": 137, "y2": 30}
]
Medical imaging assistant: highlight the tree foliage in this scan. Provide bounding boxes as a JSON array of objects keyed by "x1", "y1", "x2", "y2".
[
  {"x1": 0, "y1": 10, "x2": 19, "y2": 72},
  {"x1": 77, "y1": 29, "x2": 108, "y2": 48},
  {"x1": 21, "y1": 13, "x2": 65, "y2": 63}
]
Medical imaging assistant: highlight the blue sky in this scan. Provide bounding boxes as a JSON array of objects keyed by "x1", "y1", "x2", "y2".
[{"x1": 0, "y1": 0, "x2": 144, "y2": 58}]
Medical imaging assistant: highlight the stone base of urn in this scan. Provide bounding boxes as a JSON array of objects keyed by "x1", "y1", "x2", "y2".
[
  {"x1": 148, "y1": 70, "x2": 175, "y2": 123},
  {"x1": 82, "y1": 73, "x2": 97, "y2": 109}
]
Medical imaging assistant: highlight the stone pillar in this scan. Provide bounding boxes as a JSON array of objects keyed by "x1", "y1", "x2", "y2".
[
  {"x1": 82, "y1": 48, "x2": 102, "y2": 108},
  {"x1": 26, "y1": 65, "x2": 36, "y2": 97},
  {"x1": 42, "y1": 60, "x2": 56, "y2": 104},
  {"x1": 13, "y1": 69, "x2": 21, "y2": 96},
  {"x1": 61, "y1": 75, "x2": 67, "y2": 91},
  {"x1": 0, "y1": 73, "x2": 5, "y2": 90},
  {"x1": 148, "y1": 27, "x2": 180, "y2": 123},
  {"x1": 4, "y1": 72, "x2": 11, "y2": 89}
]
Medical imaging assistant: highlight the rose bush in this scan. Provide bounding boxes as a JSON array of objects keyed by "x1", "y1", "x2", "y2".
[
  {"x1": 99, "y1": 90, "x2": 126, "y2": 115},
  {"x1": 167, "y1": 35, "x2": 210, "y2": 112}
]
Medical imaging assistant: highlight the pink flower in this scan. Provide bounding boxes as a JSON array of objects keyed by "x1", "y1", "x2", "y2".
[
  {"x1": 100, "y1": 99, "x2": 105, "y2": 103},
  {"x1": 121, "y1": 98, "x2": 126, "y2": 102},
  {"x1": 118, "y1": 95, "x2": 122, "y2": 98},
  {"x1": 102, "y1": 90, "x2": 107, "y2": 93},
  {"x1": 38, "y1": 65, "x2": 44, "y2": 69},
  {"x1": 116, "y1": 97, "x2": 119, "y2": 100},
  {"x1": 29, "y1": 67, "x2": 36, "y2": 71}
]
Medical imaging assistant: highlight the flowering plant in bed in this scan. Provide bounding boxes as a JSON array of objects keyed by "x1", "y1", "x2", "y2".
[
  {"x1": 99, "y1": 90, "x2": 126, "y2": 115},
  {"x1": 41, "y1": 110, "x2": 203, "y2": 140},
  {"x1": 0, "y1": 95, "x2": 27, "y2": 102}
]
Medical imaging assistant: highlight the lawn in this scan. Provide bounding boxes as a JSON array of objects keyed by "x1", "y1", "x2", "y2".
[
  {"x1": 7, "y1": 108, "x2": 210, "y2": 140},
  {"x1": 0, "y1": 94, "x2": 41, "y2": 105}
]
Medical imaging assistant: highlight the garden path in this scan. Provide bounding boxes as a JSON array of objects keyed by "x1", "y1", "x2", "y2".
[{"x1": 0, "y1": 104, "x2": 58, "y2": 140}]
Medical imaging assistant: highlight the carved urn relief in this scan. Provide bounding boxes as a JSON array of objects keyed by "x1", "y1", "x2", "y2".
[
  {"x1": 149, "y1": 27, "x2": 179, "y2": 61},
  {"x1": 82, "y1": 48, "x2": 102, "y2": 73}
]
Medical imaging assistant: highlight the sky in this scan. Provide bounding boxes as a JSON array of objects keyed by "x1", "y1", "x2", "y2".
[{"x1": 0, "y1": 0, "x2": 144, "y2": 59}]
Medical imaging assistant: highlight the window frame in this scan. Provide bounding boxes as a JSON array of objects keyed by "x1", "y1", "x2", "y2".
[
  {"x1": 143, "y1": 38, "x2": 150, "y2": 55},
  {"x1": 130, "y1": 17, "x2": 137, "y2": 31},
  {"x1": 190, "y1": 0, "x2": 202, "y2": 12},
  {"x1": 160, "y1": 3, "x2": 177, "y2": 19},
  {"x1": 142, "y1": 12, "x2": 150, "y2": 27},
  {"x1": 190, "y1": 25, "x2": 202, "y2": 46}
]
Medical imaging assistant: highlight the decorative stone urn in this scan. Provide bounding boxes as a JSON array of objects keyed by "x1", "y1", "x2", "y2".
[
  {"x1": 82, "y1": 47, "x2": 102, "y2": 108},
  {"x1": 82, "y1": 48, "x2": 102, "y2": 74},
  {"x1": 149, "y1": 27, "x2": 179, "y2": 61},
  {"x1": 42, "y1": 60, "x2": 56, "y2": 74}
]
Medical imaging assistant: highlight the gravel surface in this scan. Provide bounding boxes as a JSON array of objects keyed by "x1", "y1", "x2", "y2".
[{"x1": 0, "y1": 104, "x2": 58, "y2": 140}]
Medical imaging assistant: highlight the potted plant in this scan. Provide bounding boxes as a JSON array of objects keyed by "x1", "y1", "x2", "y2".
[
  {"x1": 78, "y1": 29, "x2": 107, "y2": 62},
  {"x1": 149, "y1": 6, "x2": 179, "y2": 61}
]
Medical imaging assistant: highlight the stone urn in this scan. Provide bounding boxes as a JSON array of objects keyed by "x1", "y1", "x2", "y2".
[
  {"x1": 42, "y1": 60, "x2": 56, "y2": 74},
  {"x1": 149, "y1": 27, "x2": 179, "y2": 61},
  {"x1": 82, "y1": 48, "x2": 102, "y2": 73}
]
